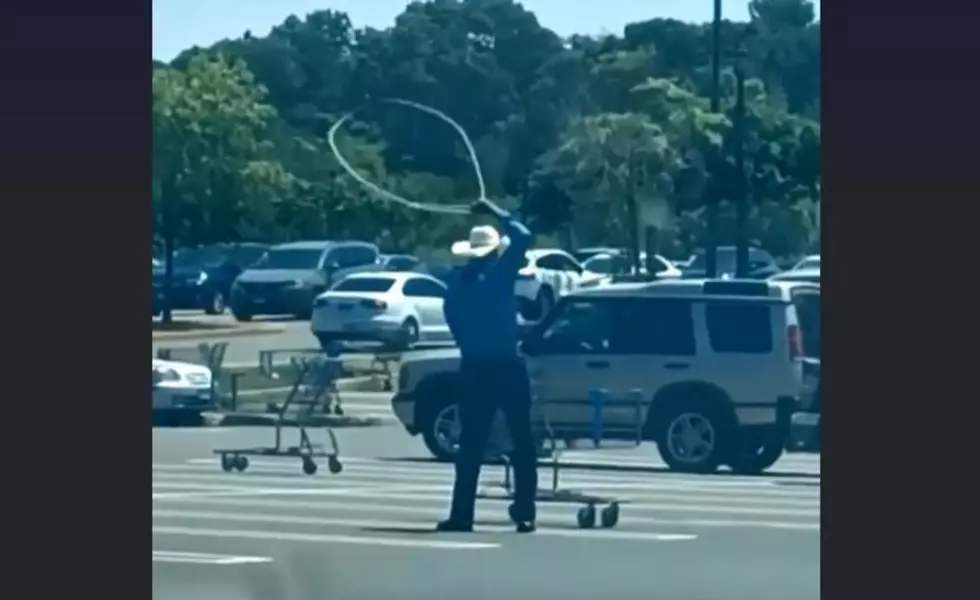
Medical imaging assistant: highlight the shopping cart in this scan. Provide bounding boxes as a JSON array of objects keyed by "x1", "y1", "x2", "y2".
[
  {"x1": 483, "y1": 388, "x2": 645, "y2": 529},
  {"x1": 214, "y1": 353, "x2": 345, "y2": 476}
]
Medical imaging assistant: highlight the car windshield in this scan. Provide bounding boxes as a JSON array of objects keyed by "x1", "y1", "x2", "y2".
[
  {"x1": 252, "y1": 249, "x2": 324, "y2": 270},
  {"x1": 173, "y1": 246, "x2": 226, "y2": 268},
  {"x1": 385, "y1": 256, "x2": 418, "y2": 271},
  {"x1": 794, "y1": 256, "x2": 821, "y2": 270},
  {"x1": 583, "y1": 255, "x2": 614, "y2": 274},
  {"x1": 332, "y1": 277, "x2": 395, "y2": 293}
]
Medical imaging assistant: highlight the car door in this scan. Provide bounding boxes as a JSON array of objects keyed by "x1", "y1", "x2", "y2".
[
  {"x1": 521, "y1": 298, "x2": 617, "y2": 437},
  {"x1": 552, "y1": 252, "x2": 586, "y2": 292},
  {"x1": 401, "y1": 277, "x2": 450, "y2": 341},
  {"x1": 605, "y1": 298, "x2": 699, "y2": 434}
]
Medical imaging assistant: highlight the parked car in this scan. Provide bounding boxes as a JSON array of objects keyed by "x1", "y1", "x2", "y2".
[
  {"x1": 152, "y1": 243, "x2": 269, "y2": 314},
  {"x1": 516, "y1": 249, "x2": 600, "y2": 321},
  {"x1": 572, "y1": 246, "x2": 624, "y2": 263},
  {"x1": 770, "y1": 267, "x2": 820, "y2": 284},
  {"x1": 230, "y1": 240, "x2": 380, "y2": 321},
  {"x1": 392, "y1": 278, "x2": 818, "y2": 474},
  {"x1": 581, "y1": 251, "x2": 682, "y2": 283},
  {"x1": 311, "y1": 271, "x2": 452, "y2": 350},
  {"x1": 681, "y1": 246, "x2": 781, "y2": 280},
  {"x1": 788, "y1": 358, "x2": 820, "y2": 452},
  {"x1": 152, "y1": 357, "x2": 215, "y2": 423},
  {"x1": 379, "y1": 254, "x2": 423, "y2": 272},
  {"x1": 791, "y1": 254, "x2": 820, "y2": 271}
]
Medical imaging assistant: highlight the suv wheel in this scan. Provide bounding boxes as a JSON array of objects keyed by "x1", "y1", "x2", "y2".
[
  {"x1": 728, "y1": 430, "x2": 784, "y2": 475},
  {"x1": 204, "y1": 291, "x2": 226, "y2": 315},
  {"x1": 421, "y1": 402, "x2": 461, "y2": 462},
  {"x1": 656, "y1": 408, "x2": 728, "y2": 474}
]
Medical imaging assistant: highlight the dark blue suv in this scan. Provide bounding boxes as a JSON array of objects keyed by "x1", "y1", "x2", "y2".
[{"x1": 153, "y1": 243, "x2": 269, "y2": 315}]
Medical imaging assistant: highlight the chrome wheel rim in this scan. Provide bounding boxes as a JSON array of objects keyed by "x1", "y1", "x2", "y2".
[{"x1": 666, "y1": 412, "x2": 716, "y2": 464}]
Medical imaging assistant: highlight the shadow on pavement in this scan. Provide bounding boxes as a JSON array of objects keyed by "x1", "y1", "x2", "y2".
[
  {"x1": 152, "y1": 411, "x2": 205, "y2": 428},
  {"x1": 380, "y1": 456, "x2": 820, "y2": 480}
]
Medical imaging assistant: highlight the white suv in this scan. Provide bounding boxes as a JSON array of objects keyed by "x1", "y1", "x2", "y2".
[{"x1": 392, "y1": 279, "x2": 819, "y2": 474}]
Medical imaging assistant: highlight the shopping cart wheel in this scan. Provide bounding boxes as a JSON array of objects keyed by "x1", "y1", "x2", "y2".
[
  {"x1": 327, "y1": 455, "x2": 343, "y2": 474},
  {"x1": 576, "y1": 504, "x2": 596, "y2": 529},
  {"x1": 302, "y1": 458, "x2": 318, "y2": 475},
  {"x1": 600, "y1": 502, "x2": 619, "y2": 528},
  {"x1": 235, "y1": 456, "x2": 249, "y2": 472},
  {"x1": 220, "y1": 454, "x2": 234, "y2": 472}
]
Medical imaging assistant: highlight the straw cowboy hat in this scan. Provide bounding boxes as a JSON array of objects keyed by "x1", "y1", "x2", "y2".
[{"x1": 451, "y1": 224, "x2": 511, "y2": 258}]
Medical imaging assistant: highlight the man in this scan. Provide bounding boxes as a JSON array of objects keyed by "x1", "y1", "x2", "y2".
[{"x1": 436, "y1": 198, "x2": 539, "y2": 534}]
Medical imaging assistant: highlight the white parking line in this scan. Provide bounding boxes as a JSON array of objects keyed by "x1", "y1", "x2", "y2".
[
  {"x1": 153, "y1": 525, "x2": 501, "y2": 550},
  {"x1": 152, "y1": 550, "x2": 272, "y2": 565},
  {"x1": 153, "y1": 509, "x2": 698, "y2": 542}
]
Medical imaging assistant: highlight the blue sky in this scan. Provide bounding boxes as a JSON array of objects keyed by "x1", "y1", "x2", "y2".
[{"x1": 153, "y1": 0, "x2": 821, "y2": 61}]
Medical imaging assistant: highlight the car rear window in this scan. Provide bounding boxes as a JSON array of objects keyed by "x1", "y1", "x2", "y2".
[
  {"x1": 705, "y1": 303, "x2": 773, "y2": 353},
  {"x1": 333, "y1": 277, "x2": 395, "y2": 293}
]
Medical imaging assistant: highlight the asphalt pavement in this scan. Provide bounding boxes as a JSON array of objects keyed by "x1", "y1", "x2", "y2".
[{"x1": 153, "y1": 422, "x2": 820, "y2": 600}]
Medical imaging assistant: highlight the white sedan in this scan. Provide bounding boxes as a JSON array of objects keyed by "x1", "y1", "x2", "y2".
[
  {"x1": 311, "y1": 272, "x2": 452, "y2": 350},
  {"x1": 152, "y1": 358, "x2": 215, "y2": 419},
  {"x1": 515, "y1": 249, "x2": 604, "y2": 321},
  {"x1": 580, "y1": 251, "x2": 682, "y2": 286}
]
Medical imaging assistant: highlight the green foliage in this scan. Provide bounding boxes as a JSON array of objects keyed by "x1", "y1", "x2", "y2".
[{"x1": 154, "y1": 0, "x2": 820, "y2": 259}]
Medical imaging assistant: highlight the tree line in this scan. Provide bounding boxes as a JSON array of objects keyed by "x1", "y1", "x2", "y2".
[{"x1": 153, "y1": 0, "x2": 820, "y2": 264}]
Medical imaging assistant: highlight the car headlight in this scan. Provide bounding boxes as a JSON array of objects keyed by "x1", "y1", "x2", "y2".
[
  {"x1": 197, "y1": 271, "x2": 208, "y2": 284},
  {"x1": 152, "y1": 368, "x2": 181, "y2": 384}
]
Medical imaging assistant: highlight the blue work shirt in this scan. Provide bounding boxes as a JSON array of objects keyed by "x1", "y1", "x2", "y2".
[{"x1": 443, "y1": 216, "x2": 532, "y2": 361}]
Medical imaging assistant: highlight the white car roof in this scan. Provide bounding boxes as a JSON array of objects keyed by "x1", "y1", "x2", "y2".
[
  {"x1": 526, "y1": 248, "x2": 572, "y2": 260},
  {"x1": 340, "y1": 271, "x2": 443, "y2": 284}
]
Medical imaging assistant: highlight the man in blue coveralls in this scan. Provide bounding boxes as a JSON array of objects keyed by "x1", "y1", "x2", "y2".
[{"x1": 436, "y1": 198, "x2": 539, "y2": 534}]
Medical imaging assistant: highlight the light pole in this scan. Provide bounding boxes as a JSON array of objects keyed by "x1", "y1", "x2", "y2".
[
  {"x1": 733, "y1": 45, "x2": 749, "y2": 278},
  {"x1": 705, "y1": 0, "x2": 722, "y2": 278}
]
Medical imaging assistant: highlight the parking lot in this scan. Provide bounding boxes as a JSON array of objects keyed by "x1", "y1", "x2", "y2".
[{"x1": 153, "y1": 424, "x2": 819, "y2": 600}]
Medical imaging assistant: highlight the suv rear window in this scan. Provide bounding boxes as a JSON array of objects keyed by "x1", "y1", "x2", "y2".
[{"x1": 705, "y1": 303, "x2": 773, "y2": 353}]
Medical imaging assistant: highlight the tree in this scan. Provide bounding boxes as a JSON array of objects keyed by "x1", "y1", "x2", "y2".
[
  {"x1": 153, "y1": 53, "x2": 285, "y2": 322},
  {"x1": 154, "y1": 1, "x2": 820, "y2": 262}
]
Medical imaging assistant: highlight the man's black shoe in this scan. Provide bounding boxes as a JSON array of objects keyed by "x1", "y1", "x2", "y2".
[
  {"x1": 435, "y1": 519, "x2": 473, "y2": 533},
  {"x1": 508, "y1": 504, "x2": 536, "y2": 533},
  {"x1": 514, "y1": 520, "x2": 536, "y2": 533}
]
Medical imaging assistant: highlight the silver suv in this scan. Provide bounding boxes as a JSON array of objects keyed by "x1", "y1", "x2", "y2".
[{"x1": 392, "y1": 279, "x2": 819, "y2": 474}]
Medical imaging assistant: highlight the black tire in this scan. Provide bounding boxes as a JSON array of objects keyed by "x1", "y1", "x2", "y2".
[
  {"x1": 421, "y1": 400, "x2": 461, "y2": 462},
  {"x1": 315, "y1": 333, "x2": 337, "y2": 352},
  {"x1": 393, "y1": 318, "x2": 419, "y2": 351},
  {"x1": 654, "y1": 402, "x2": 733, "y2": 474},
  {"x1": 204, "y1": 291, "x2": 226, "y2": 315},
  {"x1": 232, "y1": 310, "x2": 253, "y2": 322},
  {"x1": 728, "y1": 430, "x2": 785, "y2": 475}
]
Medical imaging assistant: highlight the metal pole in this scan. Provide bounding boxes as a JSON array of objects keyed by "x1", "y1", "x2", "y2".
[
  {"x1": 734, "y1": 62, "x2": 749, "y2": 278},
  {"x1": 705, "y1": 0, "x2": 722, "y2": 278}
]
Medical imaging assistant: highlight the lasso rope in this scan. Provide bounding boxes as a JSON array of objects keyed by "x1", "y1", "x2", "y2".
[{"x1": 327, "y1": 98, "x2": 494, "y2": 216}]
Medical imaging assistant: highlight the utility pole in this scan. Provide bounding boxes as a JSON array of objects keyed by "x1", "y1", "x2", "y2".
[
  {"x1": 733, "y1": 54, "x2": 749, "y2": 278},
  {"x1": 705, "y1": 0, "x2": 722, "y2": 278}
]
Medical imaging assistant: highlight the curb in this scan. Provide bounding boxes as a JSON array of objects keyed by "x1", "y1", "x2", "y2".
[
  {"x1": 202, "y1": 412, "x2": 383, "y2": 428},
  {"x1": 152, "y1": 323, "x2": 286, "y2": 341},
  {"x1": 235, "y1": 375, "x2": 392, "y2": 397}
]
